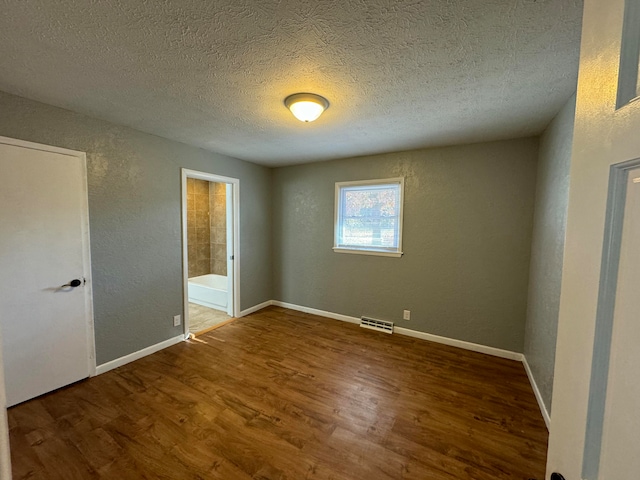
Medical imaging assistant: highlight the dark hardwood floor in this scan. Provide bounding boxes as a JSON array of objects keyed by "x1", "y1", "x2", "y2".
[{"x1": 8, "y1": 306, "x2": 548, "y2": 479}]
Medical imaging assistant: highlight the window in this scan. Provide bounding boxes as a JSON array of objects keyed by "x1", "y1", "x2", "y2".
[{"x1": 334, "y1": 178, "x2": 404, "y2": 257}]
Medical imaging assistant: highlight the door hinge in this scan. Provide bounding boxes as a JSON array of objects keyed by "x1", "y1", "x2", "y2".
[{"x1": 230, "y1": 255, "x2": 234, "y2": 260}]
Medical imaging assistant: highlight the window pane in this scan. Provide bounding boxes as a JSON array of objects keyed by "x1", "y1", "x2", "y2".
[{"x1": 339, "y1": 185, "x2": 399, "y2": 248}]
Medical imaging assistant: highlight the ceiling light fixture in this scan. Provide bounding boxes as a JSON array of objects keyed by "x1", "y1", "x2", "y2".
[{"x1": 284, "y1": 93, "x2": 329, "y2": 122}]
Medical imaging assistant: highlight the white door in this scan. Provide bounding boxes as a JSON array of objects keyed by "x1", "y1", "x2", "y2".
[
  {"x1": 0, "y1": 137, "x2": 94, "y2": 407},
  {"x1": 596, "y1": 167, "x2": 640, "y2": 478},
  {"x1": 547, "y1": 0, "x2": 640, "y2": 478}
]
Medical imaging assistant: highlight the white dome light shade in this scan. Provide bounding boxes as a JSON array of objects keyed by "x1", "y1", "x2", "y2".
[{"x1": 284, "y1": 93, "x2": 330, "y2": 122}]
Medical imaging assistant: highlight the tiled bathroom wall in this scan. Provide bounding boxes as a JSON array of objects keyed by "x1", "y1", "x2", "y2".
[
  {"x1": 210, "y1": 182, "x2": 227, "y2": 276},
  {"x1": 186, "y1": 179, "x2": 227, "y2": 278},
  {"x1": 187, "y1": 178, "x2": 212, "y2": 278}
]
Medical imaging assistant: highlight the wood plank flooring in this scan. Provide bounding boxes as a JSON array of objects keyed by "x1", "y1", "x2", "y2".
[{"x1": 8, "y1": 306, "x2": 548, "y2": 479}]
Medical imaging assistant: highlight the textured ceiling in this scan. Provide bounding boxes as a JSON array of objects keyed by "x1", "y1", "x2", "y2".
[{"x1": 0, "y1": 0, "x2": 583, "y2": 166}]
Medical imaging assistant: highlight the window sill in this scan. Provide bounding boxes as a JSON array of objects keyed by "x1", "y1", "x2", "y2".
[{"x1": 332, "y1": 247, "x2": 403, "y2": 258}]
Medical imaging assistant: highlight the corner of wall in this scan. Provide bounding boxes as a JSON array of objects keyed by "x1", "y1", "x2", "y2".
[{"x1": 522, "y1": 92, "x2": 577, "y2": 420}]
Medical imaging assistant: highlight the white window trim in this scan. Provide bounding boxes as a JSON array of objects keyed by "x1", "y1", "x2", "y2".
[{"x1": 333, "y1": 177, "x2": 405, "y2": 258}]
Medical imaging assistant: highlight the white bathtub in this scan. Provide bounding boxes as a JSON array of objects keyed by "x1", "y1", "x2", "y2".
[{"x1": 188, "y1": 274, "x2": 227, "y2": 311}]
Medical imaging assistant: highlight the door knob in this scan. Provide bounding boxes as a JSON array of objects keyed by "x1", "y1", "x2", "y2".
[
  {"x1": 550, "y1": 474, "x2": 565, "y2": 480},
  {"x1": 61, "y1": 279, "x2": 82, "y2": 288}
]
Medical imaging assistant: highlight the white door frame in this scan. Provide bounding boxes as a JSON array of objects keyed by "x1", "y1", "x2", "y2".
[
  {"x1": 0, "y1": 327, "x2": 12, "y2": 478},
  {"x1": 0, "y1": 136, "x2": 96, "y2": 378},
  {"x1": 582, "y1": 157, "x2": 640, "y2": 479},
  {"x1": 180, "y1": 168, "x2": 240, "y2": 338}
]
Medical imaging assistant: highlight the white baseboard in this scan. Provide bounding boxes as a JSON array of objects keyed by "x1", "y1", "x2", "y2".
[
  {"x1": 394, "y1": 326, "x2": 524, "y2": 361},
  {"x1": 95, "y1": 334, "x2": 185, "y2": 376},
  {"x1": 522, "y1": 356, "x2": 551, "y2": 430},
  {"x1": 239, "y1": 300, "x2": 274, "y2": 317},
  {"x1": 271, "y1": 300, "x2": 521, "y2": 359},
  {"x1": 271, "y1": 301, "x2": 361, "y2": 325}
]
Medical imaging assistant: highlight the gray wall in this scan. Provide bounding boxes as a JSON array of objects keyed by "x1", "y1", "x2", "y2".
[
  {"x1": 272, "y1": 138, "x2": 539, "y2": 352},
  {"x1": 0, "y1": 91, "x2": 272, "y2": 365},
  {"x1": 524, "y1": 95, "x2": 576, "y2": 413}
]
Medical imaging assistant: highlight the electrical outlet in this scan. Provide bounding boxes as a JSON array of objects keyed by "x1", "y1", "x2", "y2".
[
  {"x1": 173, "y1": 314, "x2": 181, "y2": 327},
  {"x1": 403, "y1": 310, "x2": 411, "y2": 320}
]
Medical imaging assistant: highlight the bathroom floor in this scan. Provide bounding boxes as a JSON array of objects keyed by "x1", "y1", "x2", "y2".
[{"x1": 188, "y1": 302, "x2": 232, "y2": 334}]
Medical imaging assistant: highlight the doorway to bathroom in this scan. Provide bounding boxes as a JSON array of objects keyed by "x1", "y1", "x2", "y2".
[{"x1": 181, "y1": 169, "x2": 239, "y2": 336}]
